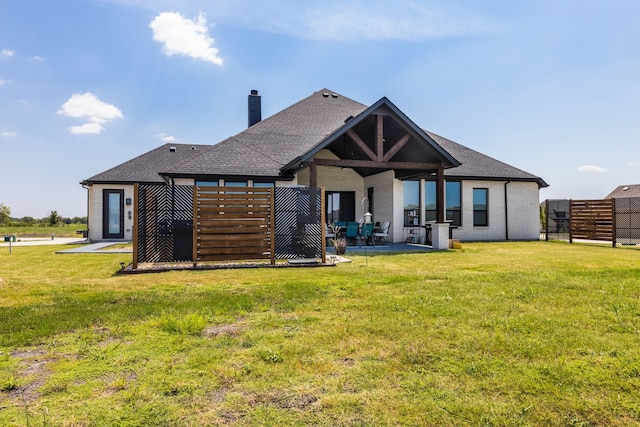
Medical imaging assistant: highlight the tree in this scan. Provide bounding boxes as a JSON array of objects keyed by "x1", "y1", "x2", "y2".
[
  {"x1": 0, "y1": 204, "x2": 10, "y2": 226},
  {"x1": 48, "y1": 210, "x2": 62, "y2": 226}
]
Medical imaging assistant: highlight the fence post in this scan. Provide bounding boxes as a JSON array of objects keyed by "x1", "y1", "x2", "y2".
[
  {"x1": 270, "y1": 186, "x2": 275, "y2": 266},
  {"x1": 568, "y1": 199, "x2": 573, "y2": 244},
  {"x1": 611, "y1": 198, "x2": 616, "y2": 248},
  {"x1": 192, "y1": 185, "x2": 198, "y2": 268},
  {"x1": 544, "y1": 199, "x2": 549, "y2": 241},
  {"x1": 321, "y1": 187, "x2": 326, "y2": 264},
  {"x1": 132, "y1": 183, "x2": 139, "y2": 269}
]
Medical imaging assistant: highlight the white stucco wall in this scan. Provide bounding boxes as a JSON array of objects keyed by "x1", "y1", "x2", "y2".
[
  {"x1": 453, "y1": 180, "x2": 540, "y2": 241},
  {"x1": 363, "y1": 170, "x2": 397, "y2": 241},
  {"x1": 505, "y1": 181, "x2": 541, "y2": 240},
  {"x1": 87, "y1": 184, "x2": 135, "y2": 242}
]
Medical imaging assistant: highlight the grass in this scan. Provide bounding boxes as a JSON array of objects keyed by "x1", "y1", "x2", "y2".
[
  {"x1": 1, "y1": 241, "x2": 639, "y2": 426},
  {"x1": 0, "y1": 224, "x2": 87, "y2": 238}
]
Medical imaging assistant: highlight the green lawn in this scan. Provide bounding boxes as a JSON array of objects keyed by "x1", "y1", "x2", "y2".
[
  {"x1": 0, "y1": 224, "x2": 87, "y2": 239},
  {"x1": 1, "y1": 241, "x2": 639, "y2": 426}
]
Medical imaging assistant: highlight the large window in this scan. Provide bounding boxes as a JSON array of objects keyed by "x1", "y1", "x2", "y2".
[
  {"x1": 424, "y1": 180, "x2": 461, "y2": 226},
  {"x1": 446, "y1": 181, "x2": 461, "y2": 226},
  {"x1": 473, "y1": 188, "x2": 488, "y2": 226},
  {"x1": 424, "y1": 181, "x2": 437, "y2": 222},
  {"x1": 403, "y1": 181, "x2": 420, "y2": 226},
  {"x1": 326, "y1": 191, "x2": 355, "y2": 223}
]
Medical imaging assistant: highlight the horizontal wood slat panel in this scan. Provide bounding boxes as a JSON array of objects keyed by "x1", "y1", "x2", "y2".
[
  {"x1": 197, "y1": 219, "x2": 269, "y2": 227},
  {"x1": 198, "y1": 233, "x2": 269, "y2": 242},
  {"x1": 195, "y1": 186, "x2": 274, "y2": 265},
  {"x1": 198, "y1": 226, "x2": 267, "y2": 234},
  {"x1": 570, "y1": 199, "x2": 614, "y2": 243},
  {"x1": 198, "y1": 253, "x2": 271, "y2": 262},
  {"x1": 197, "y1": 206, "x2": 271, "y2": 214},
  {"x1": 198, "y1": 246, "x2": 269, "y2": 255}
]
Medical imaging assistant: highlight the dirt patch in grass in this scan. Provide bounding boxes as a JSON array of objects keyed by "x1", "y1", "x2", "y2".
[
  {"x1": 7, "y1": 349, "x2": 53, "y2": 404},
  {"x1": 204, "y1": 318, "x2": 248, "y2": 338},
  {"x1": 246, "y1": 391, "x2": 319, "y2": 410}
]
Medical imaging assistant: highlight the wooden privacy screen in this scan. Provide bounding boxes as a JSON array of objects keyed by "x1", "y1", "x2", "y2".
[
  {"x1": 194, "y1": 186, "x2": 275, "y2": 265},
  {"x1": 569, "y1": 199, "x2": 615, "y2": 245}
]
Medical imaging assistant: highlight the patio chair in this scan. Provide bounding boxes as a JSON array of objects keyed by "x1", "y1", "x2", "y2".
[
  {"x1": 373, "y1": 221, "x2": 391, "y2": 244},
  {"x1": 344, "y1": 222, "x2": 359, "y2": 246},
  {"x1": 325, "y1": 223, "x2": 335, "y2": 245},
  {"x1": 359, "y1": 222, "x2": 374, "y2": 247}
]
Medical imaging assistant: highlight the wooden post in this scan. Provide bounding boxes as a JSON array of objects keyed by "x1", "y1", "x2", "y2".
[
  {"x1": 192, "y1": 185, "x2": 198, "y2": 268},
  {"x1": 132, "y1": 183, "x2": 139, "y2": 269},
  {"x1": 569, "y1": 199, "x2": 573, "y2": 244},
  {"x1": 545, "y1": 199, "x2": 549, "y2": 241},
  {"x1": 376, "y1": 115, "x2": 384, "y2": 161},
  {"x1": 436, "y1": 167, "x2": 445, "y2": 223},
  {"x1": 611, "y1": 198, "x2": 616, "y2": 248},
  {"x1": 270, "y1": 186, "x2": 275, "y2": 265},
  {"x1": 320, "y1": 187, "x2": 326, "y2": 264}
]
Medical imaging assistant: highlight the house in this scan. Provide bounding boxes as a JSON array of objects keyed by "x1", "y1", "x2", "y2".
[
  {"x1": 81, "y1": 88, "x2": 548, "y2": 247},
  {"x1": 605, "y1": 184, "x2": 640, "y2": 199}
]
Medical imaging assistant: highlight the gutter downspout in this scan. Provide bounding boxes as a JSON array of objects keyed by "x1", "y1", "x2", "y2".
[
  {"x1": 82, "y1": 184, "x2": 90, "y2": 241},
  {"x1": 504, "y1": 181, "x2": 511, "y2": 240}
]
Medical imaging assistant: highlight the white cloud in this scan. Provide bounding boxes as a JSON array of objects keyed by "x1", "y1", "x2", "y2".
[
  {"x1": 577, "y1": 165, "x2": 608, "y2": 173},
  {"x1": 1, "y1": 131, "x2": 17, "y2": 137},
  {"x1": 156, "y1": 132, "x2": 177, "y2": 142},
  {"x1": 1, "y1": 49, "x2": 15, "y2": 58},
  {"x1": 69, "y1": 123, "x2": 105, "y2": 135},
  {"x1": 58, "y1": 93, "x2": 124, "y2": 135},
  {"x1": 149, "y1": 12, "x2": 223, "y2": 65},
  {"x1": 31, "y1": 56, "x2": 46, "y2": 61},
  {"x1": 0, "y1": 77, "x2": 9, "y2": 86}
]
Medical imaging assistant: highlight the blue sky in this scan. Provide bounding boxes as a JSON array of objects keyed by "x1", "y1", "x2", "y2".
[{"x1": 1, "y1": 0, "x2": 639, "y2": 217}]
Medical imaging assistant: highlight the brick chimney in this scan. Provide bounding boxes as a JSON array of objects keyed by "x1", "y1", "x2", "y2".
[{"x1": 248, "y1": 89, "x2": 261, "y2": 127}]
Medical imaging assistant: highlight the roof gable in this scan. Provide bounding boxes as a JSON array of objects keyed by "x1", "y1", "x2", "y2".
[{"x1": 282, "y1": 96, "x2": 460, "y2": 176}]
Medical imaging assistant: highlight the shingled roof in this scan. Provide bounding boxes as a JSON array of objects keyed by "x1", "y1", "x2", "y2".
[
  {"x1": 83, "y1": 89, "x2": 547, "y2": 188},
  {"x1": 427, "y1": 131, "x2": 548, "y2": 187},
  {"x1": 81, "y1": 143, "x2": 209, "y2": 184},
  {"x1": 161, "y1": 89, "x2": 369, "y2": 178},
  {"x1": 605, "y1": 184, "x2": 640, "y2": 198}
]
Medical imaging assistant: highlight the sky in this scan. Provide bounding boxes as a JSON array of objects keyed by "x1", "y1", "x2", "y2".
[{"x1": 1, "y1": 0, "x2": 639, "y2": 218}]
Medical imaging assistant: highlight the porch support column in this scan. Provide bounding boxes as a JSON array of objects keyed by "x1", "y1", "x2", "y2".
[
  {"x1": 436, "y1": 166, "x2": 445, "y2": 223},
  {"x1": 432, "y1": 166, "x2": 449, "y2": 250},
  {"x1": 431, "y1": 223, "x2": 450, "y2": 250}
]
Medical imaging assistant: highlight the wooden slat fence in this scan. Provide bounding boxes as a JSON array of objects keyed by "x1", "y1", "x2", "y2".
[
  {"x1": 569, "y1": 199, "x2": 615, "y2": 245},
  {"x1": 194, "y1": 186, "x2": 275, "y2": 265}
]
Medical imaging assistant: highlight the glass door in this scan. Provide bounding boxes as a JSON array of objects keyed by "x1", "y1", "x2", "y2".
[{"x1": 102, "y1": 189, "x2": 124, "y2": 239}]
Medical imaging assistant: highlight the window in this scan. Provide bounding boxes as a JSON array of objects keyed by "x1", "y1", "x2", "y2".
[
  {"x1": 424, "y1": 181, "x2": 437, "y2": 222},
  {"x1": 473, "y1": 188, "x2": 488, "y2": 226},
  {"x1": 403, "y1": 181, "x2": 420, "y2": 226},
  {"x1": 253, "y1": 182, "x2": 274, "y2": 188},
  {"x1": 446, "y1": 181, "x2": 461, "y2": 226},
  {"x1": 424, "y1": 180, "x2": 461, "y2": 225},
  {"x1": 326, "y1": 191, "x2": 355, "y2": 223},
  {"x1": 224, "y1": 181, "x2": 247, "y2": 187}
]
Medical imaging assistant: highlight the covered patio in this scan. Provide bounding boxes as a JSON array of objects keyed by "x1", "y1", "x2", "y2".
[{"x1": 286, "y1": 96, "x2": 461, "y2": 250}]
